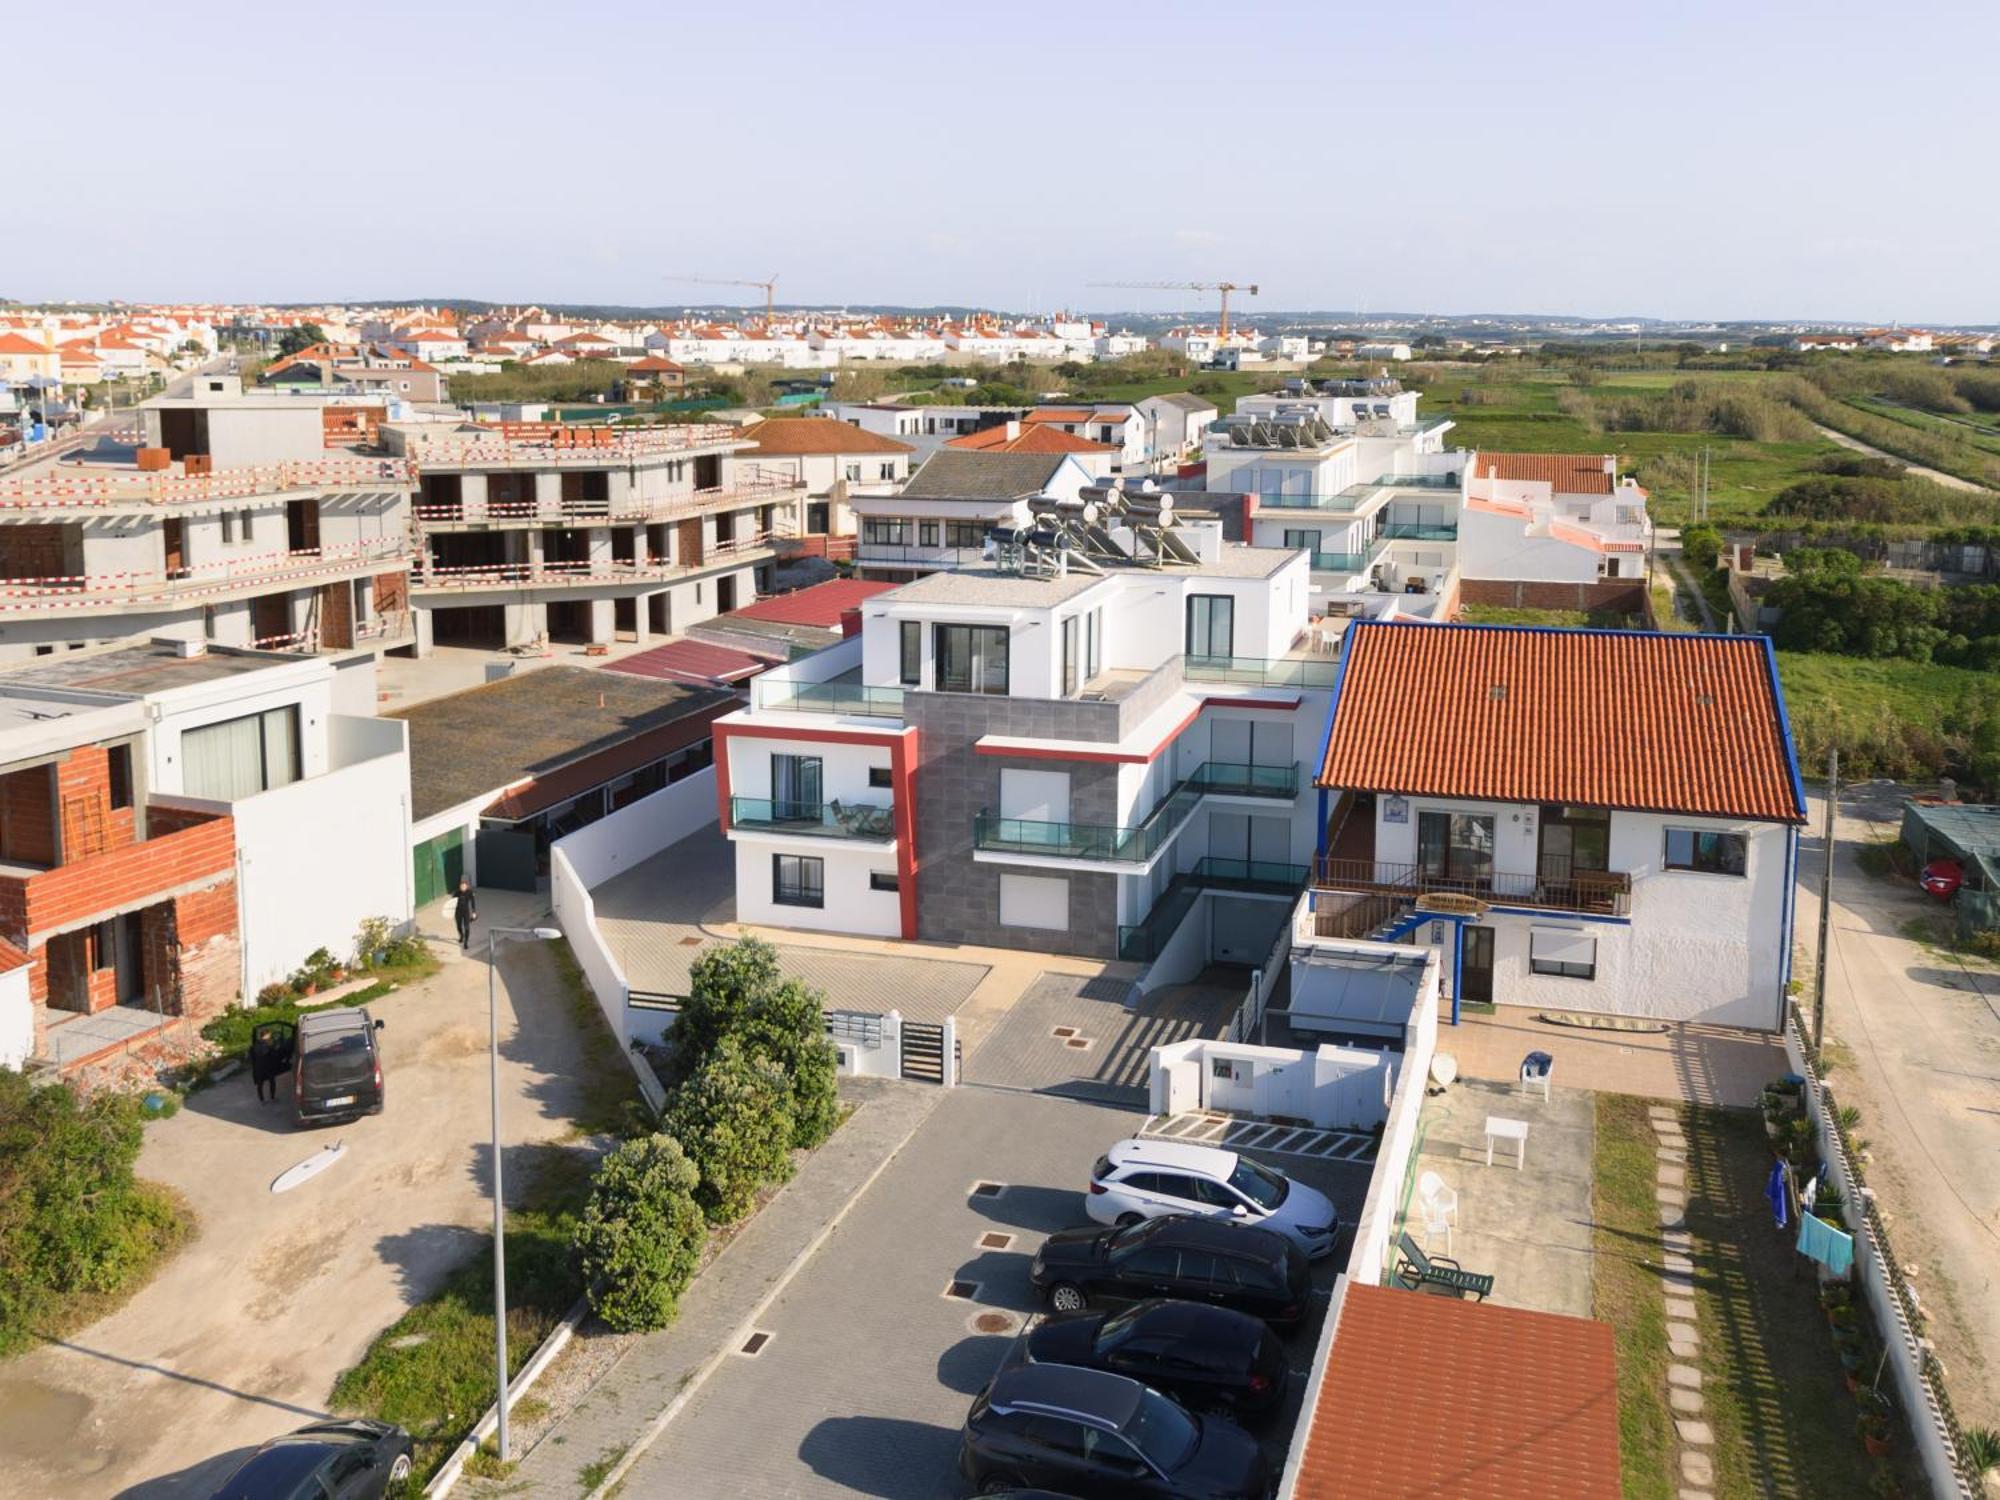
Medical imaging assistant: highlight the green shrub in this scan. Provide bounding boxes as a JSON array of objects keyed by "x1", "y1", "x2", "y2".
[
  {"x1": 662, "y1": 1038, "x2": 795, "y2": 1224},
  {"x1": 572, "y1": 1135, "x2": 707, "y2": 1332},
  {"x1": 738, "y1": 981, "x2": 842, "y2": 1150},
  {"x1": 672, "y1": 939, "x2": 785, "y2": 1080},
  {"x1": 0, "y1": 1070, "x2": 193, "y2": 1352},
  {"x1": 1680, "y1": 523, "x2": 1723, "y2": 572}
]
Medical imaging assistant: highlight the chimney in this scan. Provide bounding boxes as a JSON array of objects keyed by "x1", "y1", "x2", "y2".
[{"x1": 1005, "y1": 420, "x2": 1021, "y2": 441}]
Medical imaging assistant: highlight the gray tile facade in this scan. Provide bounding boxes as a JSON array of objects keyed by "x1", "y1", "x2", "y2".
[{"x1": 906, "y1": 690, "x2": 1128, "y2": 959}]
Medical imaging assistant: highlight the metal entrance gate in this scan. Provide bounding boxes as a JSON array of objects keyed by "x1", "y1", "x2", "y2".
[{"x1": 901, "y1": 1020, "x2": 946, "y2": 1084}]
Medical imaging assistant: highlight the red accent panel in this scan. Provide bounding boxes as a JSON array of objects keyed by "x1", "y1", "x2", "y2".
[
  {"x1": 713, "y1": 724, "x2": 736, "y2": 830},
  {"x1": 890, "y1": 730, "x2": 920, "y2": 940}
]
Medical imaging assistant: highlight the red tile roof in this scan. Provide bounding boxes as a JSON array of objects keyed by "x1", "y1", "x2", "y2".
[
  {"x1": 0, "y1": 333, "x2": 52, "y2": 355},
  {"x1": 740, "y1": 416, "x2": 913, "y2": 456},
  {"x1": 1317, "y1": 622, "x2": 1805, "y2": 822},
  {"x1": 484, "y1": 706, "x2": 731, "y2": 820},
  {"x1": 1471, "y1": 451, "x2": 1616, "y2": 495},
  {"x1": 610, "y1": 638, "x2": 772, "y2": 686},
  {"x1": 945, "y1": 424, "x2": 1113, "y2": 454},
  {"x1": 728, "y1": 577, "x2": 896, "y2": 627},
  {"x1": 1295, "y1": 1284, "x2": 1621, "y2": 1500}
]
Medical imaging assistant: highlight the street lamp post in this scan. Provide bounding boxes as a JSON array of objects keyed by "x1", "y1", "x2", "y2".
[{"x1": 486, "y1": 921, "x2": 561, "y2": 1464}]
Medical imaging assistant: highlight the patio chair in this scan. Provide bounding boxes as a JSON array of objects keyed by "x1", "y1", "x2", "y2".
[
  {"x1": 1519, "y1": 1050, "x2": 1554, "y2": 1102},
  {"x1": 1417, "y1": 1171, "x2": 1459, "y2": 1253},
  {"x1": 1395, "y1": 1230, "x2": 1492, "y2": 1301}
]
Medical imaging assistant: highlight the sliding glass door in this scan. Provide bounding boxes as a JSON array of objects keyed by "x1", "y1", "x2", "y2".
[
  {"x1": 771, "y1": 754, "x2": 823, "y2": 820},
  {"x1": 935, "y1": 624, "x2": 1010, "y2": 695},
  {"x1": 1185, "y1": 594, "x2": 1234, "y2": 659},
  {"x1": 1416, "y1": 811, "x2": 1495, "y2": 888}
]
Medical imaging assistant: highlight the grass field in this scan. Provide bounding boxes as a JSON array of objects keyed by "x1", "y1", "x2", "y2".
[
  {"x1": 1776, "y1": 652, "x2": 2000, "y2": 781},
  {"x1": 1849, "y1": 397, "x2": 2000, "y2": 456}
]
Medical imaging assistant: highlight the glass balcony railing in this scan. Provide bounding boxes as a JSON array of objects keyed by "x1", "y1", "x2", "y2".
[
  {"x1": 976, "y1": 780, "x2": 1203, "y2": 865},
  {"x1": 1184, "y1": 655, "x2": 1341, "y2": 691},
  {"x1": 1118, "y1": 857, "x2": 1310, "y2": 960},
  {"x1": 1307, "y1": 550, "x2": 1369, "y2": 572},
  {"x1": 752, "y1": 680, "x2": 905, "y2": 719},
  {"x1": 1379, "y1": 522, "x2": 1458, "y2": 541},
  {"x1": 729, "y1": 797, "x2": 895, "y2": 840},
  {"x1": 1188, "y1": 855, "x2": 1310, "y2": 890},
  {"x1": 1183, "y1": 761, "x2": 1300, "y2": 799}
]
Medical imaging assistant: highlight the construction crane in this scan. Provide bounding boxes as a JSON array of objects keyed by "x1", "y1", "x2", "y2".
[
  {"x1": 1087, "y1": 280, "x2": 1260, "y2": 340},
  {"x1": 663, "y1": 273, "x2": 780, "y2": 324}
]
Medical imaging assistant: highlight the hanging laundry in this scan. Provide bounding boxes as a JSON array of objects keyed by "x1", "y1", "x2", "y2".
[
  {"x1": 1765, "y1": 1160, "x2": 1790, "y2": 1230},
  {"x1": 1798, "y1": 1211, "x2": 1855, "y2": 1278}
]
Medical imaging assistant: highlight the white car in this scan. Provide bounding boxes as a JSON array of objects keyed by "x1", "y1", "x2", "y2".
[{"x1": 1085, "y1": 1138, "x2": 1342, "y2": 1259}]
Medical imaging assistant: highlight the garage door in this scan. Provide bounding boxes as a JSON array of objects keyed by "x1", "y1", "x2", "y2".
[
  {"x1": 1212, "y1": 896, "x2": 1288, "y2": 965},
  {"x1": 412, "y1": 828, "x2": 464, "y2": 907}
]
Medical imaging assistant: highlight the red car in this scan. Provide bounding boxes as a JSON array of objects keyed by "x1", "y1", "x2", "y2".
[{"x1": 1920, "y1": 859, "x2": 1964, "y2": 902}]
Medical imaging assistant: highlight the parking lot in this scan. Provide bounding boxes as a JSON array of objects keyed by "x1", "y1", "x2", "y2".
[{"x1": 616, "y1": 1084, "x2": 1368, "y2": 1498}]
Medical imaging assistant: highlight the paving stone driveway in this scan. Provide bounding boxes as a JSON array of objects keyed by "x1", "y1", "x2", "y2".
[
  {"x1": 615, "y1": 1085, "x2": 1368, "y2": 1498},
  {"x1": 960, "y1": 972, "x2": 1234, "y2": 1106}
]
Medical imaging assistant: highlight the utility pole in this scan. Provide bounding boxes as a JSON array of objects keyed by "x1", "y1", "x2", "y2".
[{"x1": 1813, "y1": 747, "x2": 1837, "y2": 1053}]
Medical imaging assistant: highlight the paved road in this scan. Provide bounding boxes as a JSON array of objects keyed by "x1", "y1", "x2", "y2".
[
  {"x1": 0, "y1": 903, "x2": 612, "y2": 1499},
  {"x1": 1811, "y1": 422, "x2": 1991, "y2": 494},
  {"x1": 1796, "y1": 784, "x2": 2000, "y2": 1429}
]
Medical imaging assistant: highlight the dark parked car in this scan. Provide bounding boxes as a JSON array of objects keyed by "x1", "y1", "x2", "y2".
[
  {"x1": 961, "y1": 1364, "x2": 1269, "y2": 1500},
  {"x1": 1007, "y1": 1299, "x2": 1288, "y2": 1420},
  {"x1": 263, "y1": 1008, "x2": 386, "y2": 1125},
  {"x1": 209, "y1": 1418, "x2": 412, "y2": 1499},
  {"x1": 1030, "y1": 1215, "x2": 1311, "y2": 1329}
]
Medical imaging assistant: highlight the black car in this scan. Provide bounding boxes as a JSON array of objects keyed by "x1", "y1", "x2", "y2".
[
  {"x1": 266, "y1": 1008, "x2": 386, "y2": 1125},
  {"x1": 1008, "y1": 1299, "x2": 1288, "y2": 1420},
  {"x1": 209, "y1": 1418, "x2": 413, "y2": 1499},
  {"x1": 960, "y1": 1363, "x2": 1269, "y2": 1500},
  {"x1": 1030, "y1": 1215, "x2": 1311, "y2": 1329}
]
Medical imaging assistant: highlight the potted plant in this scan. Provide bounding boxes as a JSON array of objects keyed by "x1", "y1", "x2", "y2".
[
  {"x1": 1828, "y1": 1303, "x2": 1857, "y2": 1334},
  {"x1": 1858, "y1": 1390, "x2": 1895, "y2": 1457}
]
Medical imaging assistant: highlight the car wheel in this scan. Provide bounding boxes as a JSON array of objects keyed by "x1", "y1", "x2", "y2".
[
  {"x1": 1047, "y1": 1282, "x2": 1087, "y2": 1313},
  {"x1": 980, "y1": 1479, "x2": 1018, "y2": 1496},
  {"x1": 389, "y1": 1453, "x2": 412, "y2": 1483},
  {"x1": 1115, "y1": 1211, "x2": 1144, "y2": 1228}
]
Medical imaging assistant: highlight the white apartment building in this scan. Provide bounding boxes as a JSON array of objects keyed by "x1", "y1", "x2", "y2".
[
  {"x1": 1458, "y1": 450, "x2": 1652, "y2": 608},
  {"x1": 714, "y1": 516, "x2": 1332, "y2": 981},
  {"x1": 0, "y1": 374, "x2": 415, "y2": 664},
  {"x1": 378, "y1": 418, "x2": 806, "y2": 652},
  {"x1": 736, "y1": 415, "x2": 915, "y2": 542},
  {"x1": 1313, "y1": 622, "x2": 1804, "y2": 1029},
  {"x1": 1135, "y1": 393, "x2": 1219, "y2": 467},
  {"x1": 851, "y1": 450, "x2": 1095, "y2": 579}
]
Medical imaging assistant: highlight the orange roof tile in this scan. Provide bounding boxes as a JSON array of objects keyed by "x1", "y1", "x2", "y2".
[
  {"x1": 1022, "y1": 407, "x2": 1093, "y2": 424},
  {"x1": 1317, "y1": 621, "x2": 1805, "y2": 822},
  {"x1": 946, "y1": 424, "x2": 1113, "y2": 454},
  {"x1": 1472, "y1": 451, "x2": 1616, "y2": 495},
  {"x1": 740, "y1": 416, "x2": 913, "y2": 456},
  {"x1": 0, "y1": 333, "x2": 52, "y2": 355},
  {"x1": 1295, "y1": 1284, "x2": 1621, "y2": 1500}
]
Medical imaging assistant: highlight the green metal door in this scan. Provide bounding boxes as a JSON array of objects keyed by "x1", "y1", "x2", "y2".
[{"x1": 413, "y1": 828, "x2": 465, "y2": 907}]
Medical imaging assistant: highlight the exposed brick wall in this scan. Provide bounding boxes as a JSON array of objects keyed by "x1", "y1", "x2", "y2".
[
  {"x1": 174, "y1": 881, "x2": 240, "y2": 1020},
  {"x1": 0, "y1": 524, "x2": 72, "y2": 582},
  {"x1": 374, "y1": 569, "x2": 409, "y2": 612},
  {"x1": 11, "y1": 812, "x2": 233, "y2": 947},
  {"x1": 56, "y1": 746, "x2": 138, "y2": 857},
  {"x1": 0, "y1": 764, "x2": 57, "y2": 866},
  {"x1": 320, "y1": 578, "x2": 355, "y2": 649},
  {"x1": 1457, "y1": 578, "x2": 1648, "y2": 615}
]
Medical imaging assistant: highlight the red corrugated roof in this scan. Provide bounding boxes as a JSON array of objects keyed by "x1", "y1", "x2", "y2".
[
  {"x1": 728, "y1": 578, "x2": 896, "y2": 628},
  {"x1": 1318, "y1": 622, "x2": 1804, "y2": 822},
  {"x1": 611, "y1": 639, "x2": 771, "y2": 686},
  {"x1": 1295, "y1": 1283, "x2": 1621, "y2": 1500}
]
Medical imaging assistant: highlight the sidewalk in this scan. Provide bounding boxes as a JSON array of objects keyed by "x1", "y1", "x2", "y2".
[{"x1": 485, "y1": 1076, "x2": 944, "y2": 1497}]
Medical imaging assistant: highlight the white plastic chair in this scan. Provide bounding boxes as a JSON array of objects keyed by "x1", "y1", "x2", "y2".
[{"x1": 1417, "y1": 1170, "x2": 1459, "y2": 1253}]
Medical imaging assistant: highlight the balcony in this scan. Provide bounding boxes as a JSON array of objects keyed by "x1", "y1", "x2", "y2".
[
  {"x1": 411, "y1": 469, "x2": 803, "y2": 530},
  {"x1": 1379, "y1": 522, "x2": 1458, "y2": 541},
  {"x1": 976, "y1": 779, "x2": 1203, "y2": 866},
  {"x1": 1182, "y1": 760, "x2": 1299, "y2": 799},
  {"x1": 0, "y1": 540, "x2": 412, "y2": 618},
  {"x1": 411, "y1": 533, "x2": 774, "y2": 595},
  {"x1": 1311, "y1": 856, "x2": 1632, "y2": 918},
  {"x1": 750, "y1": 676, "x2": 905, "y2": 720},
  {"x1": 1307, "y1": 549, "x2": 1369, "y2": 572},
  {"x1": 1119, "y1": 856, "x2": 1309, "y2": 961},
  {"x1": 389, "y1": 423, "x2": 745, "y2": 470},
  {"x1": 0, "y1": 455, "x2": 414, "y2": 512},
  {"x1": 729, "y1": 796, "x2": 894, "y2": 841},
  {"x1": 1184, "y1": 655, "x2": 1340, "y2": 691}
]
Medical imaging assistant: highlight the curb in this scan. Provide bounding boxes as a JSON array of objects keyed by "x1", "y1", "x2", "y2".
[{"x1": 423, "y1": 1292, "x2": 592, "y2": 1498}]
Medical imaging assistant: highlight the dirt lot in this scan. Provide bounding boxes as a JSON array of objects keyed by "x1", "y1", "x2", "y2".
[
  {"x1": 0, "y1": 917, "x2": 618, "y2": 1499},
  {"x1": 1797, "y1": 782, "x2": 2000, "y2": 1431}
]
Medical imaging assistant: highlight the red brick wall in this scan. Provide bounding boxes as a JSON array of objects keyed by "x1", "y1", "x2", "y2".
[
  {"x1": 0, "y1": 524, "x2": 71, "y2": 582},
  {"x1": 320, "y1": 578, "x2": 355, "y2": 649},
  {"x1": 10, "y1": 812, "x2": 234, "y2": 947},
  {"x1": 174, "y1": 881, "x2": 240, "y2": 1020},
  {"x1": 374, "y1": 570, "x2": 409, "y2": 612},
  {"x1": 0, "y1": 764, "x2": 57, "y2": 867},
  {"x1": 1457, "y1": 578, "x2": 1648, "y2": 615}
]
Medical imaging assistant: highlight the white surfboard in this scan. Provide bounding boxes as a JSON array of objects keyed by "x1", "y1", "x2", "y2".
[{"x1": 271, "y1": 1140, "x2": 346, "y2": 1195}]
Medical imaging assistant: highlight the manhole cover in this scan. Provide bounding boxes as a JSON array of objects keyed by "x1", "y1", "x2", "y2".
[
  {"x1": 972, "y1": 1311, "x2": 1017, "y2": 1335},
  {"x1": 978, "y1": 1232, "x2": 1015, "y2": 1251},
  {"x1": 943, "y1": 1279, "x2": 979, "y2": 1300}
]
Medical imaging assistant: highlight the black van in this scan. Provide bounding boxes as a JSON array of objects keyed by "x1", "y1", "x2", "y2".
[{"x1": 258, "y1": 1009, "x2": 386, "y2": 1125}]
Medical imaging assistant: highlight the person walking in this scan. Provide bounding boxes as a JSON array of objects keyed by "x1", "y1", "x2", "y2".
[
  {"x1": 454, "y1": 878, "x2": 477, "y2": 950},
  {"x1": 248, "y1": 1026, "x2": 279, "y2": 1104}
]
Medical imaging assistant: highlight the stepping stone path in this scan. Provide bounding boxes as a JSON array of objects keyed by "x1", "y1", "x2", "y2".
[{"x1": 1649, "y1": 1106, "x2": 1712, "y2": 1497}]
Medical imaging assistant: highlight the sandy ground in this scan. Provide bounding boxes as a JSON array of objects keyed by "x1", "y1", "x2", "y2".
[
  {"x1": 0, "y1": 900, "x2": 609, "y2": 1499},
  {"x1": 1796, "y1": 782, "x2": 2000, "y2": 1429}
]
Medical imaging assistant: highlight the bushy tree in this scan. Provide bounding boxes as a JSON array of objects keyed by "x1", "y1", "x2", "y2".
[
  {"x1": 662, "y1": 1039, "x2": 795, "y2": 1224},
  {"x1": 572, "y1": 1134, "x2": 707, "y2": 1332},
  {"x1": 276, "y1": 323, "x2": 325, "y2": 356},
  {"x1": 675, "y1": 938, "x2": 785, "y2": 1079},
  {"x1": 1680, "y1": 523, "x2": 1724, "y2": 572},
  {"x1": 739, "y1": 980, "x2": 842, "y2": 1150}
]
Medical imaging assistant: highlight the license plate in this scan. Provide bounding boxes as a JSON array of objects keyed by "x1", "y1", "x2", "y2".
[{"x1": 325, "y1": 1095, "x2": 356, "y2": 1107}]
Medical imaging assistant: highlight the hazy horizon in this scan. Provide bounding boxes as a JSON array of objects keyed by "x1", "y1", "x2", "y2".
[{"x1": 12, "y1": 0, "x2": 1994, "y2": 324}]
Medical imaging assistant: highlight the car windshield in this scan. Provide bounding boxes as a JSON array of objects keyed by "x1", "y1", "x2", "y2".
[
  {"x1": 1111, "y1": 1217, "x2": 1167, "y2": 1250},
  {"x1": 1227, "y1": 1155, "x2": 1290, "y2": 1211},
  {"x1": 1124, "y1": 1387, "x2": 1199, "y2": 1469},
  {"x1": 1095, "y1": 1304, "x2": 1145, "y2": 1351}
]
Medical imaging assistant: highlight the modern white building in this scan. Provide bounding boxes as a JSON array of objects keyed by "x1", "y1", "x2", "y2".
[
  {"x1": 851, "y1": 450, "x2": 1096, "y2": 579},
  {"x1": 714, "y1": 514, "x2": 1335, "y2": 980},
  {"x1": 735, "y1": 415, "x2": 915, "y2": 545},
  {"x1": 1312, "y1": 621, "x2": 1805, "y2": 1029},
  {"x1": 1135, "y1": 392, "x2": 1219, "y2": 468},
  {"x1": 1457, "y1": 450, "x2": 1652, "y2": 610}
]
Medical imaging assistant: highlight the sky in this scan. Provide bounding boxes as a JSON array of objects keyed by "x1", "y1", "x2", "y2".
[{"x1": 7, "y1": 0, "x2": 1995, "y2": 323}]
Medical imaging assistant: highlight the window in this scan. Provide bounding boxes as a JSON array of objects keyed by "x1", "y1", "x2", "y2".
[
  {"x1": 773, "y1": 853, "x2": 824, "y2": 908},
  {"x1": 1118, "y1": 1246, "x2": 1180, "y2": 1278},
  {"x1": 918, "y1": 520, "x2": 939, "y2": 547},
  {"x1": 844, "y1": 463, "x2": 861, "y2": 482},
  {"x1": 1530, "y1": 927, "x2": 1597, "y2": 980},
  {"x1": 869, "y1": 870, "x2": 898, "y2": 892},
  {"x1": 180, "y1": 706, "x2": 300, "y2": 800},
  {"x1": 1185, "y1": 594, "x2": 1234, "y2": 660},
  {"x1": 878, "y1": 462, "x2": 896, "y2": 481},
  {"x1": 1539, "y1": 805, "x2": 1610, "y2": 880},
  {"x1": 1665, "y1": 828, "x2": 1747, "y2": 876},
  {"x1": 863, "y1": 766, "x2": 894, "y2": 792},
  {"x1": 238, "y1": 508, "x2": 254, "y2": 541},
  {"x1": 1417, "y1": 810, "x2": 1495, "y2": 885},
  {"x1": 945, "y1": 520, "x2": 986, "y2": 549},
  {"x1": 898, "y1": 620, "x2": 921, "y2": 686},
  {"x1": 1282, "y1": 528, "x2": 1323, "y2": 555},
  {"x1": 219, "y1": 510, "x2": 235, "y2": 543},
  {"x1": 1086, "y1": 607, "x2": 1102, "y2": 680},
  {"x1": 1061, "y1": 614, "x2": 1081, "y2": 696},
  {"x1": 107, "y1": 744, "x2": 133, "y2": 810},
  {"x1": 934, "y1": 623, "x2": 1009, "y2": 694},
  {"x1": 862, "y1": 518, "x2": 910, "y2": 546},
  {"x1": 770, "y1": 753, "x2": 822, "y2": 819}
]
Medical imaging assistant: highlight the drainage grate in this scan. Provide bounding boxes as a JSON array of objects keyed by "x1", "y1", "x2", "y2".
[
  {"x1": 1051, "y1": 1026, "x2": 1079, "y2": 1039},
  {"x1": 969, "y1": 1180, "x2": 1006, "y2": 1199},
  {"x1": 679, "y1": 935, "x2": 704, "y2": 947},
  {"x1": 978, "y1": 1231, "x2": 1015, "y2": 1251},
  {"x1": 1064, "y1": 1037, "x2": 1092, "y2": 1050},
  {"x1": 943, "y1": 1279, "x2": 980, "y2": 1300},
  {"x1": 738, "y1": 1330, "x2": 773, "y2": 1357}
]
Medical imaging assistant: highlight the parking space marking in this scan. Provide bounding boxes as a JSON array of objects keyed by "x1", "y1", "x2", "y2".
[{"x1": 1139, "y1": 1112, "x2": 1379, "y2": 1165}]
